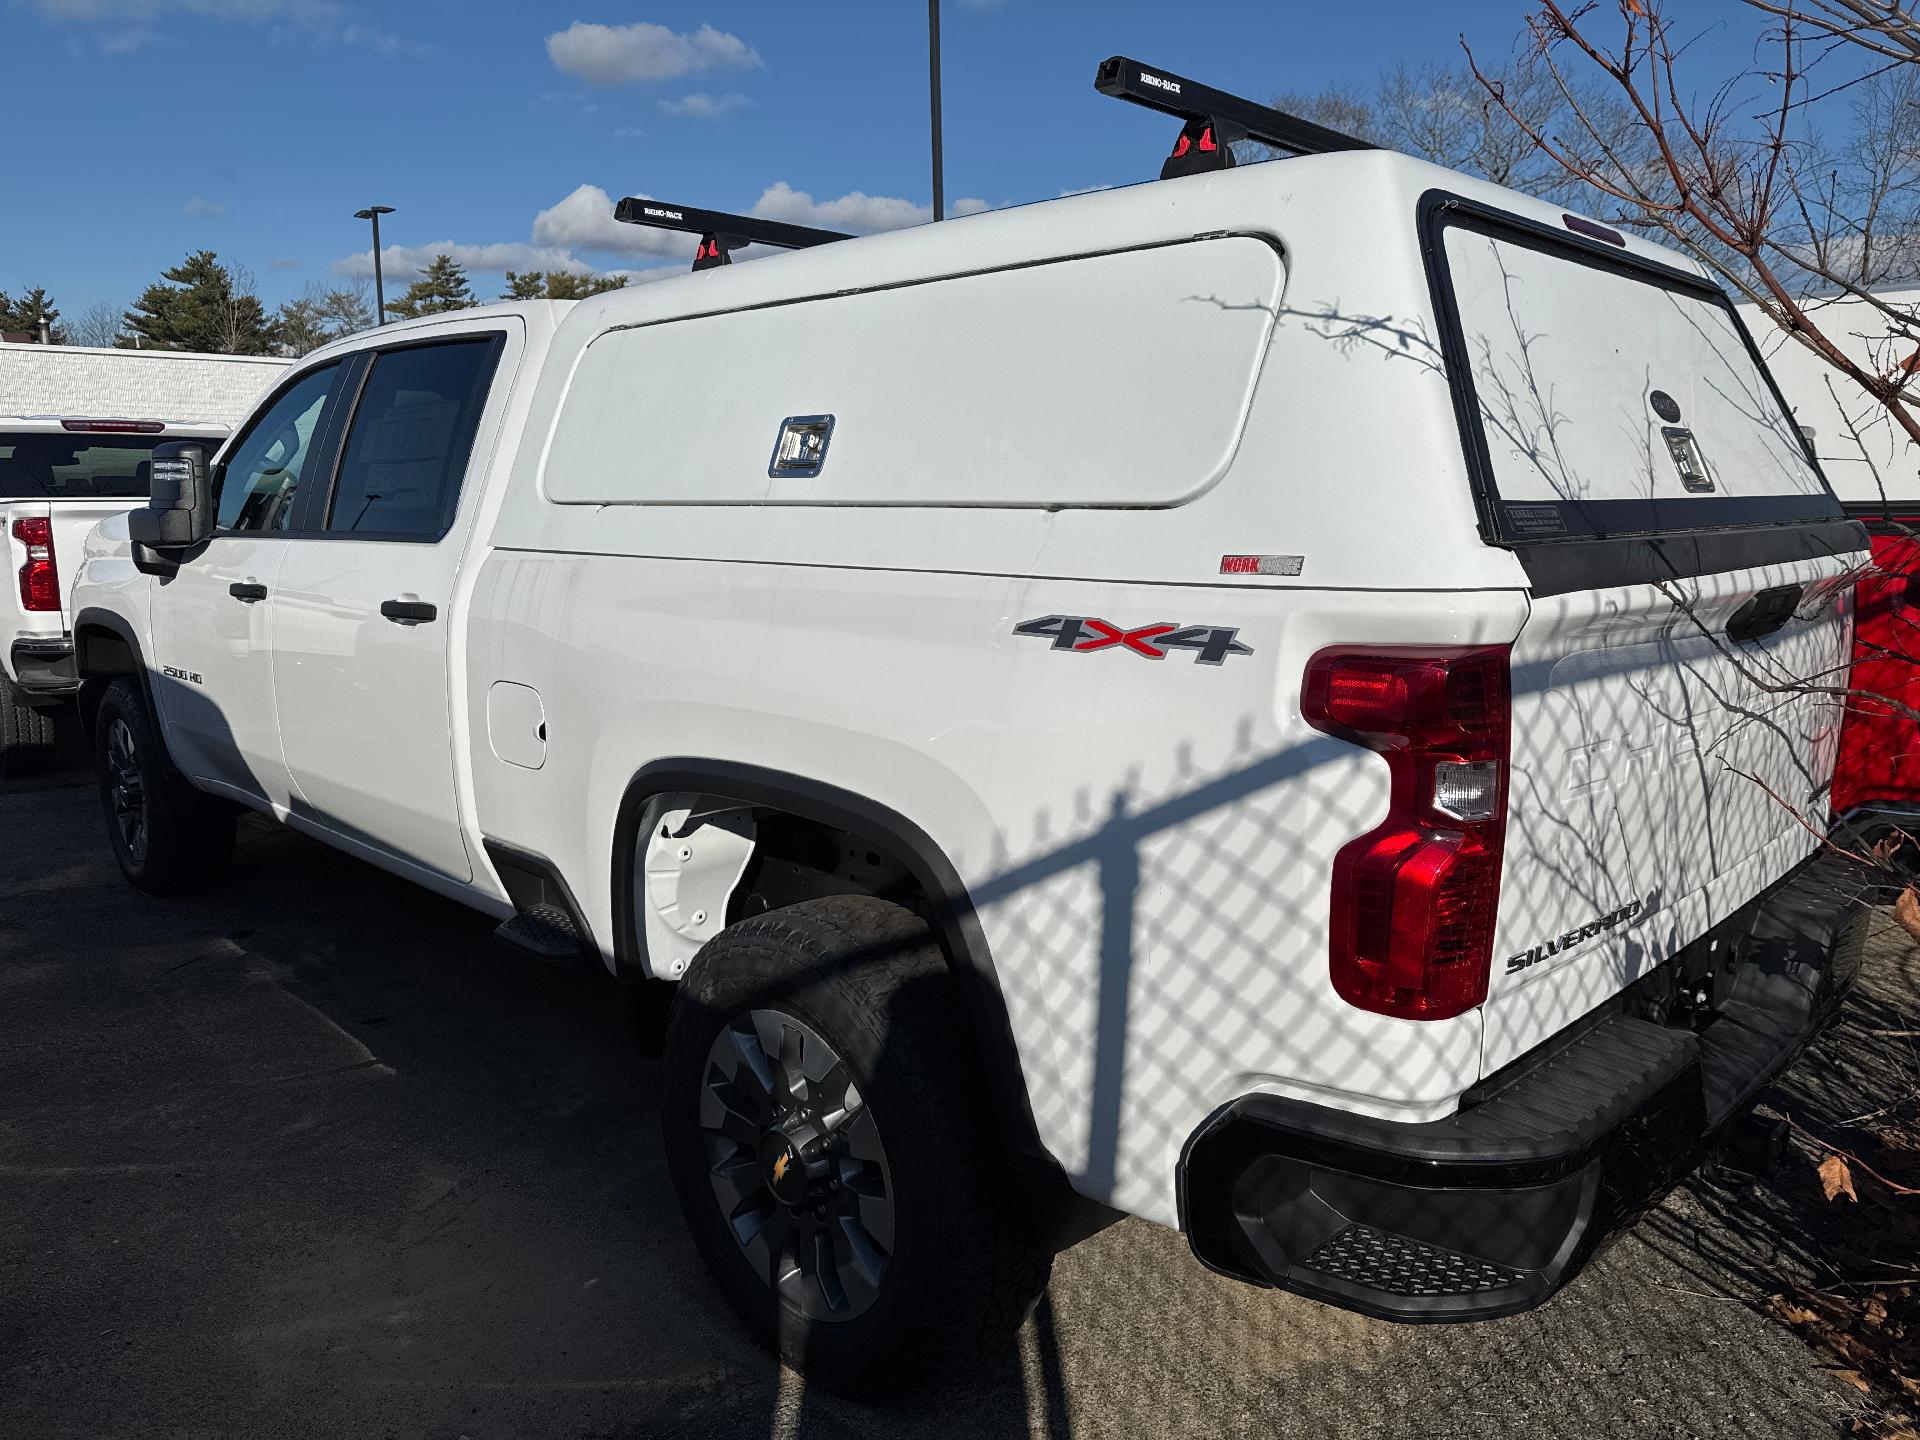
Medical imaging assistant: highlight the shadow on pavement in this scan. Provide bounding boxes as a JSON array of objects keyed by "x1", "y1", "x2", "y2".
[{"x1": 0, "y1": 767, "x2": 1906, "y2": 1438}]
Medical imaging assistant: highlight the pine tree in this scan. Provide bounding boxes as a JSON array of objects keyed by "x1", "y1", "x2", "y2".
[
  {"x1": 272, "y1": 283, "x2": 375, "y2": 357},
  {"x1": 388, "y1": 255, "x2": 476, "y2": 319},
  {"x1": 544, "y1": 271, "x2": 628, "y2": 300},
  {"x1": 0, "y1": 288, "x2": 68, "y2": 343},
  {"x1": 120, "y1": 251, "x2": 272, "y2": 354},
  {"x1": 273, "y1": 293, "x2": 331, "y2": 358},
  {"x1": 498, "y1": 270, "x2": 627, "y2": 301}
]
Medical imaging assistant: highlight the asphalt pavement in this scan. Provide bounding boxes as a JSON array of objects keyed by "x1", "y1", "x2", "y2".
[{"x1": 3, "y1": 755, "x2": 1912, "y2": 1439}]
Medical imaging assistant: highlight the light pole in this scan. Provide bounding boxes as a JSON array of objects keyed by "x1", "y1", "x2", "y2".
[
  {"x1": 354, "y1": 205, "x2": 395, "y2": 323},
  {"x1": 928, "y1": 0, "x2": 944, "y2": 221}
]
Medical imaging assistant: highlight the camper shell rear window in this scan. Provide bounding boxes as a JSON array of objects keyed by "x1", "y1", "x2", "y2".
[{"x1": 1423, "y1": 193, "x2": 1844, "y2": 545}]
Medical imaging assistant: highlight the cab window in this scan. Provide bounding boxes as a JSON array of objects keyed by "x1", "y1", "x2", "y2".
[
  {"x1": 325, "y1": 339, "x2": 497, "y2": 539},
  {"x1": 215, "y1": 364, "x2": 342, "y2": 533}
]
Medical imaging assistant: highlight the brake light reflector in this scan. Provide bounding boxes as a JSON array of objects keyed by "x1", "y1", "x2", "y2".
[
  {"x1": 12, "y1": 517, "x2": 58, "y2": 613},
  {"x1": 1302, "y1": 645, "x2": 1511, "y2": 1020}
]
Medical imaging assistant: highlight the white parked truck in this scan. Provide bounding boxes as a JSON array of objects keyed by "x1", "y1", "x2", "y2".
[
  {"x1": 66, "y1": 59, "x2": 1879, "y2": 1395},
  {"x1": 1, "y1": 415, "x2": 227, "y2": 773}
]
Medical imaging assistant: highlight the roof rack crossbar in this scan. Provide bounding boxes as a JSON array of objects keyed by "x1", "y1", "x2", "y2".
[
  {"x1": 613, "y1": 197, "x2": 853, "y2": 272},
  {"x1": 1094, "y1": 56, "x2": 1375, "y2": 180}
]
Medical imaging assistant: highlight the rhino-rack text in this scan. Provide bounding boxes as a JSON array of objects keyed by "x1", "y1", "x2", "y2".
[{"x1": 1506, "y1": 899, "x2": 1643, "y2": 974}]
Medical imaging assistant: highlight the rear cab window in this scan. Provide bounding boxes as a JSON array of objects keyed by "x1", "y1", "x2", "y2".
[
  {"x1": 1426, "y1": 196, "x2": 1844, "y2": 549},
  {"x1": 0, "y1": 431, "x2": 189, "y2": 500}
]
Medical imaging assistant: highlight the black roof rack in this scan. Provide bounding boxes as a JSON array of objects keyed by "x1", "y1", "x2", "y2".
[
  {"x1": 613, "y1": 197, "x2": 853, "y2": 272},
  {"x1": 1094, "y1": 56, "x2": 1375, "y2": 180}
]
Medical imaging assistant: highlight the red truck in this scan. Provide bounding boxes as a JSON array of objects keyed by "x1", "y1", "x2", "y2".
[{"x1": 1745, "y1": 294, "x2": 1920, "y2": 828}]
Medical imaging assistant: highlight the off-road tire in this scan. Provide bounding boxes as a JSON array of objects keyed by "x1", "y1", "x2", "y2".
[
  {"x1": 0, "y1": 677, "x2": 59, "y2": 778},
  {"x1": 95, "y1": 677, "x2": 235, "y2": 894},
  {"x1": 662, "y1": 894, "x2": 1050, "y2": 1396}
]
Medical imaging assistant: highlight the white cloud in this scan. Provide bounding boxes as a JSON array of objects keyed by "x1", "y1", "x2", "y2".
[
  {"x1": 1058, "y1": 183, "x2": 1113, "y2": 198},
  {"x1": 27, "y1": 0, "x2": 328, "y2": 16},
  {"x1": 25, "y1": 0, "x2": 420, "y2": 54},
  {"x1": 329, "y1": 183, "x2": 697, "y2": 286},
  {"x1": 749, "y1": 182, "x2": 990, "y2": 235},
  {"x1": 182, "y1": 196, "x2": 226, "y2": 218},
  {"x1": 546, "y1": 21, "x2": 760, "y2": 87},
  {"x1": 531, "y1": 184, "x2": 696, "y2": 260},
  {"x1": 334, "y1": 241, "x2": 592, "y2": 286},
  {"x1": 658, "y1": 91, "x2": 750, "y2": 119},
  {"x1": 328, "y1": 178, "x2": 995, "y2": 293}
]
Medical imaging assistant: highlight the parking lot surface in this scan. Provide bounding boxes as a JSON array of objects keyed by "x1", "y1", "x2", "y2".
[{"x1": 3, "y1": 761, "x2": 1912, "y2": 1439}]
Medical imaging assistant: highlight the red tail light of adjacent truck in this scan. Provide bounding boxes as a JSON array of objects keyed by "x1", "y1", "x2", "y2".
[
  {"x1": 1302, "y1": 645, "x2": 1511, "y2": 1021},
  {"x1": 12, "y1": 517, "x2": 58, "y2": 613}
]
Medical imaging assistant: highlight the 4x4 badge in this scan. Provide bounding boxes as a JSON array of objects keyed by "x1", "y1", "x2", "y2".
[{"x1": 1012, "y1": 614, "x2": 1252, "y2": 666}]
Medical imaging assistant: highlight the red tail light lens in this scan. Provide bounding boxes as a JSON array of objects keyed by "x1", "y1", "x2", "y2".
[
  {"x1": 12, "y1": 517, "x2": 58, "y2": 613},
  {"x1": 1302, "y1": 646, "x2": 1511, "y2": 1020}
]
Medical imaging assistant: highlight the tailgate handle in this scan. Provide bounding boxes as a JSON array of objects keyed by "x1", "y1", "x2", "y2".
[
  {"x1": 1726, "y1": 584, "x2": 1802, "y2": 643},
  {"x1": 228, "y1": 582, "x2": 267, "y2": 603}
]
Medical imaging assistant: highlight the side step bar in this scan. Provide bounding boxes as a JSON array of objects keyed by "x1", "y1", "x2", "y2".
[
  {"x1": 483, "y1": 839, "x2": 594, "y2": 964},
  {"x1": 495, "y1": 906, "x2": 585, "y2": 962}
]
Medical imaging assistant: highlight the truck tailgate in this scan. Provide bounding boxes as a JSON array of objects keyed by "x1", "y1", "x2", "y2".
[
  {"x1": 48, "y1": 501, "x2": 130, "y2": 629},
  {"x1": 1430, "y1": 208, "x2": 1863, "y2": 1075},
  {"x1": 1484, "y1": 559, "x2": 1852, "y2": 1073}
]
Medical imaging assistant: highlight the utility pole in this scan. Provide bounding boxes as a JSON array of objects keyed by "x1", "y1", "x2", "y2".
[
  {"x1": 928, "y1": 0, "x2": 945, "y2": 221},
  {"x1": 354, "y1": 205, "x2": 396, "y2": 323}
]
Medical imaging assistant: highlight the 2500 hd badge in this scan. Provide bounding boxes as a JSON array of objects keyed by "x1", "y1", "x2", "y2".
[{"x1": 1507, "y1": 898, "x2": 1644, "y2": 974}]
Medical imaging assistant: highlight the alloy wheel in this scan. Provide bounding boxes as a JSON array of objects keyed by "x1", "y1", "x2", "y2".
[
  {"x1": 699, "y1": 1008, "x2": 895, "y2": 1322},
  {"x1": 105, "y1": 717, "x2": 148, "y2": 864}
]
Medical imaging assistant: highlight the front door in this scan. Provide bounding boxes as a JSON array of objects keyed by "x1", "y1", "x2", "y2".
[
  {"x1": 149, "y1": 362, "x2": 348, "y2": 806},
  {"x1": 272, "y1": 332, "x2": 508, "y2": 882}
]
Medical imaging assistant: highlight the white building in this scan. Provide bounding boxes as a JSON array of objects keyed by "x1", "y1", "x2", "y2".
[{"x1": 0, "y1": 342, "x2": 290, "y2": 427}]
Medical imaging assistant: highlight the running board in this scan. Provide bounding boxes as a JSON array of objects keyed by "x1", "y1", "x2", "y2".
[{"x1": 494, "y1": 906, "x2": 585, "y2": 963}]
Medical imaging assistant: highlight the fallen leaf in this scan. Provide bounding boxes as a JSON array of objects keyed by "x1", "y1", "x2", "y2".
[
  {"x1": 1895, "y1": 887, "x2": 1920, "y2": 946},
  {"x1": 1821, "y1": 1152, "x2": 1860, "y2": 1203}
]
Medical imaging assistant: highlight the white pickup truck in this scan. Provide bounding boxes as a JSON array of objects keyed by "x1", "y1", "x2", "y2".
[
  {"x1": 1, "y1": 415, "x2": 227, "y2": 773},
  {"x1": 68, "y1": 66, "x2": 1877, "y2": 1393}
]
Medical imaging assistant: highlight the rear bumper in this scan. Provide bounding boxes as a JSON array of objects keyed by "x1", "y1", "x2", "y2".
[
  {"x1": 8, "y1": 637, "x2": 77, "y2": 698},
  {"x1": 1177, "y1": 843, "x2": 1879, "y2": 1322}
]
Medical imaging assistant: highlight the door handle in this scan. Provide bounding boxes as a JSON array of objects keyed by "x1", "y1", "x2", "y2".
[
  {"x1": 228, "y1": 582, "x2": 268, "y2": 603},
  {"x1": 380, "y1": 599, "x2": 438, "y2": 626}
]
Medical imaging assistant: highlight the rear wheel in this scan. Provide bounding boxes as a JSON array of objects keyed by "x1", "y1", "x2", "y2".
[
  {"x1": 0, "y1": 677, "x2": 59, "y2": 778},
  {"x1": 95, "y1": 677, "x2": 234, "y2": 894},
  {"x1": 662, "y1": 895, "x2": 1049, "y2": 1395}
]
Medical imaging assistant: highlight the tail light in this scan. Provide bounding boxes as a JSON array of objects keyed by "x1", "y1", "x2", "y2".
[
  {"x1": 1302, "y1": 645, "x2": 1511, "y2": 1020},
  {"x1": 12, "y1": 517, "x2": 58, "y2": 613}
]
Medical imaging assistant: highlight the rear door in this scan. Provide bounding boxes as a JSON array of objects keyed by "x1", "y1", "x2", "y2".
[
  {"x1": 271, "y1": 328, "x2": 510, "y2": 881},
  {"x1": 1427, "y1": 202, "x2": 1864, "y2": 1074}
]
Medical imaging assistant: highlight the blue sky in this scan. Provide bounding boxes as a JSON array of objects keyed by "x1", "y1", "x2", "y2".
[{"x1": 1, "y1": 1, "x2": 1773, "y2": 316}]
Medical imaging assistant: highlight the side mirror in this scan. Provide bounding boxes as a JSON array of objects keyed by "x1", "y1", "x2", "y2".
[{"x1": 129, "y1": 442, "x2": 215, "y2": 551}]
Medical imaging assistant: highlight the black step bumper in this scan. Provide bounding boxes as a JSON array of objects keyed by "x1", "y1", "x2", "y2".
[
  {"x1": 1177, "y1": 843, "x2": 1879, "y2": 1322},
  {"x1": 9, "y1": 637, "x2": 77, "y2": 698}
]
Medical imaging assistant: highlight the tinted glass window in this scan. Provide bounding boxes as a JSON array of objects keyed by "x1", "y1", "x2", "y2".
[
  {"x1": 0, "y1": 434, "x2": 184, "y2": 500},
  {"x1": 216, "y1": 364, "x2": 341, "y2": 533},
  {"x1": 327, "y1": 340, "x2": 495, "y2": 539}
]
